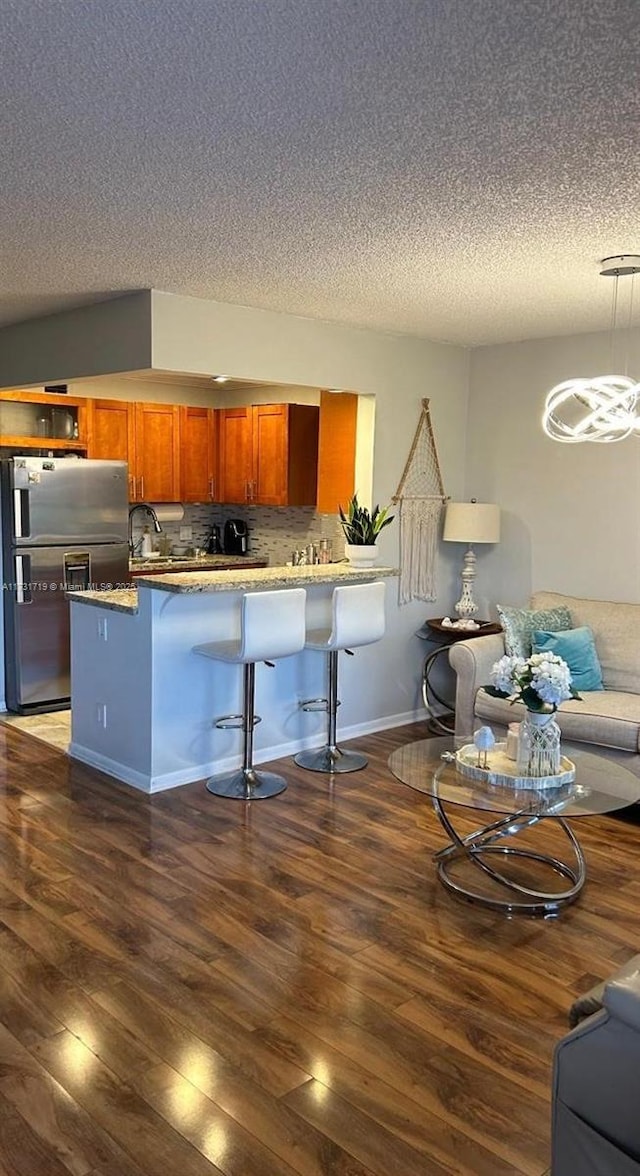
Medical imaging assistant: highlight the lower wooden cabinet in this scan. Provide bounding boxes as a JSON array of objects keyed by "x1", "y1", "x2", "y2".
[{"x1": 219, "y1": 403, "x2": 319, "y2": 506}]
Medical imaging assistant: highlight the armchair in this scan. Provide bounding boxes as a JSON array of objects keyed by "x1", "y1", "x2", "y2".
[{"x1": 552, "y1": 962, "x2": 640, "y2": 1174}]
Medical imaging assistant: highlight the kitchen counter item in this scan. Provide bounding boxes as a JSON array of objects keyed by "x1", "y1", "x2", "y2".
[
  {"x1": 206, "y1": 524, "x2": 222, "y2": 554},
  {"x1": 224, "y1": 518, "x2": 248, "y2": 555}
]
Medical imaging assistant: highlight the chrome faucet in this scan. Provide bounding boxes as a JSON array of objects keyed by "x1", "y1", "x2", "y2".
[{"x1": 128, "y1": 503, "x2": 163, "y2": 557}]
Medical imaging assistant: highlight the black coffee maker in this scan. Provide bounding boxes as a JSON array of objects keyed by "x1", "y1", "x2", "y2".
[
  {"x1": 205, "y1": 524, "x2": 222, "y2": 554},
  {"x1": 224, "y1": 518, "x2": 249, "y2": 555}
]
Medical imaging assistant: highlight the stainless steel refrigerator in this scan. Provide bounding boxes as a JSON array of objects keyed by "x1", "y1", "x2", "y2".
[{"x1": 1, "y1": 456, "x2": 129, "y2": 713}]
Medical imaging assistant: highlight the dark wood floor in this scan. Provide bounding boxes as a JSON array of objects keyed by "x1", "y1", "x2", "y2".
[{"x1": 0, "y1": 720, "x2": 638, "y2": 1175}]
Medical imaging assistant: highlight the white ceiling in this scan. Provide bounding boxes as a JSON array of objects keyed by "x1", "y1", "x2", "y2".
[{"x1": 2, "y1": 0, "x2": 640, "y2": 347}]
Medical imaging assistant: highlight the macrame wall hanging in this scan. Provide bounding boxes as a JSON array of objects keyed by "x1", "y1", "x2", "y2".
[{"x1": 392, "y1": 398, "x2": 447, "y2": 604}]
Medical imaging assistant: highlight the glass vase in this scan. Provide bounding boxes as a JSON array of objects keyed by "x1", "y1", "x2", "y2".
[{"x1": 517, "y1": 709, "x2": 561, "y2": 778}]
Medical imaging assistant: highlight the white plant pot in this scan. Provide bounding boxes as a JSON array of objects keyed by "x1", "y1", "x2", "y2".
[{"x1": 344, "y1": 542, "x2": 379, "y2": 567}]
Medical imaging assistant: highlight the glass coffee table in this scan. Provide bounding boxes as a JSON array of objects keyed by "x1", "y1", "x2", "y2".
[{"x1": 388, "y1": 736, "x2": 640, "y2": 916}]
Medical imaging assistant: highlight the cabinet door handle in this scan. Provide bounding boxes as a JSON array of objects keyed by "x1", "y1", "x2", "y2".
[
  {"x1": 140, "y1": 476, "x2": 144, "y2": 500},
  {"x1": 128, "y1": 475, "x2": 134, "y2": 500},
  {"x1": 209, "y1": 477, "x2": 214, "y2": 500}
]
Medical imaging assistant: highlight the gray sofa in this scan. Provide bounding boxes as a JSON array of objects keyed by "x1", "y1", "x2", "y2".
[
  {"x1": 552, "y1": 961, "x2": 640, "y2": 1174},
  {"x1": 449, "y1": 590, "x2": 640, "y2": 778}
]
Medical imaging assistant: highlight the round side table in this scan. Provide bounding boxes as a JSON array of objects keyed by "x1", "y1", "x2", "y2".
[{"x1": 416, "y1": 618, "x2": 502, "y2": 733}]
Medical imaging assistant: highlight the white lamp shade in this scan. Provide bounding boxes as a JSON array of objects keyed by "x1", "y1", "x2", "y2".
[{"x1": 443, "y1": 502, "x2": 500, "y2": 544}]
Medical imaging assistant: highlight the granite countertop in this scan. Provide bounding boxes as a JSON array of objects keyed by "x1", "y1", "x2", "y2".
[
  {"x1": 67, "y1": 587, "x2": 140, "y2": 614},
  {"x1": 67, "y1": 563, "x2": 398, "y2": 614},
  {"x1": 129, "y1": 555, "x2": 267, "y2": 573},
  {"x1": 134, "y1": 563, "x2": 398, "y2": 594}
]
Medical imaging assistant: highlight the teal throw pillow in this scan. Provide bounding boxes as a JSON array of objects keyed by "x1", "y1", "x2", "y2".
[
  {"x1": 532, "y1": 626, "x2": 603, "y2": 692},
  {"x1": 496, "y1": 604, "x2": 573, "y2": 659}
]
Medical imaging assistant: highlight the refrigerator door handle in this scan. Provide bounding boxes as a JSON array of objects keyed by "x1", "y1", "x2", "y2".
[
  {"x1": 13, "y1": 489, "x2": 30, "y2": 539},
  {"x1": 15, "y1": 555, "x2": 32, "y2": 604}
]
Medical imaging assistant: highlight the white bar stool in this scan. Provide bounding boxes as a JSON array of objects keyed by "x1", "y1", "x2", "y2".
[
  {"x1": 294, "y1": 580, "x2": 386, "y2": 774},
  {"x1": 194, "y1": 588, "x2": 306, "y2": 800}
]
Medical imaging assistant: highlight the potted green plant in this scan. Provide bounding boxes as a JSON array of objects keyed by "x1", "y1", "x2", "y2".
[{"x1": 338, "y1": 494, "x2": 394, "y2": 566}]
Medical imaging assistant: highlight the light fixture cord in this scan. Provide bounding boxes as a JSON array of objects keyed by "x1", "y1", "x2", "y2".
[
  {"x1": 610, "y1": 270, "x2": 619, "y2": 372},
  {"x1": 627, "y1": 272, "x2": 636, "y2": 378}
]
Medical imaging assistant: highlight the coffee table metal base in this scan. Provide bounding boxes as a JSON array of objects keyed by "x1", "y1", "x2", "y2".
[{"x1": 433, "y1": 797, "x2": 586, "y2": 917}]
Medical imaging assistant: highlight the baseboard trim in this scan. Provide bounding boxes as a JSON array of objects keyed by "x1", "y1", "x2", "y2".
[{"x1": 70, "y1": 708, "x2": 425, "y2": 793}]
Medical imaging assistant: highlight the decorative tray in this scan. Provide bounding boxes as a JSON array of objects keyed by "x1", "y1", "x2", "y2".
[{"x1": 455, "y1": 742, "x2": 576, "y2": 790}]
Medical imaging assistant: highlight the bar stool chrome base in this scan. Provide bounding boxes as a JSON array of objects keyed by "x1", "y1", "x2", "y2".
[
  {"x1": 205, "y1": 767, "x2": 287, "y2": 800},
  {"x1": 294, "y1": 745, "x2": 367, "y2": 773}
]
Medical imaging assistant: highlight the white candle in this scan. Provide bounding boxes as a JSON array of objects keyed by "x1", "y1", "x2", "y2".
[{"x1": 506, "y1": 722, "x2": 520, "y2": 760}]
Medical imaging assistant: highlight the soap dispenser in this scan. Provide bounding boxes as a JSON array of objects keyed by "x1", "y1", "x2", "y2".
[{"x1": 140, "y1": 525, "x2": 153, "y2": 557}]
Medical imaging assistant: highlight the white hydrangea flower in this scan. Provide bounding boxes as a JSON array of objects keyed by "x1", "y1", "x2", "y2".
[
  {"x1": 490, "y1": 654, "x2": 525, "y2": 694},
  {"x1": 487, "y1": 650, "x2": 574, "y2": 710},
  {"x1": 529, "y1": 651, "x2": 573, "y2": 706}
]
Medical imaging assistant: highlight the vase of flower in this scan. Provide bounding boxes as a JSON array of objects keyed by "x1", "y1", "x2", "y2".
[
  {"x1": 516, "y1": 709, "x2": 562, "y2": 778},
  {"x1": 484, "y1": 650, "x2": 581, "y2": 780}
]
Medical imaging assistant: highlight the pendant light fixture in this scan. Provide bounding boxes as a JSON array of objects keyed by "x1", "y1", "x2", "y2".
[{"x1": 542, "y1": 255, "x2": 640, "y2": 443}]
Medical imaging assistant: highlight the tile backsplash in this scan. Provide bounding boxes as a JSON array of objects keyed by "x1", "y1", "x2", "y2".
[{"x1": 130, "y1": 503, "x2": 346, "y2": 564}]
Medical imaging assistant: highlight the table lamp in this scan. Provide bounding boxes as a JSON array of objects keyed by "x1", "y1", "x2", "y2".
[{"x1": 443, "y1": 500, "x2": 500, "y2": 619}]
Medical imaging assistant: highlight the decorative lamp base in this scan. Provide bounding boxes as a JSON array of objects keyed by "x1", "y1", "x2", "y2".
[{"x1": 454, "y1": 544, "x2": 478, "y2": 618}]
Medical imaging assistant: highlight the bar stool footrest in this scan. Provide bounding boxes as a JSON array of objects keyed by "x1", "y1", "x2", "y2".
[
  {"x1": 215, "y1": 714, "x2": 262, "y2": 730},
  {"x1": 299, "y1": 696, "x2": 339, "y2": 713}
]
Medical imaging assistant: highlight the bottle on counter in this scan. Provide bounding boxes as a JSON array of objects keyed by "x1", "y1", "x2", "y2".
[{"x1": 140, "y1": 525, "x2": 153, "y2": 557}]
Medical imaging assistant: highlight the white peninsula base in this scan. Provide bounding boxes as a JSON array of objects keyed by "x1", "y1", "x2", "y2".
[{"x1": 69, "y1": 565, "x2": 396, "y2": 792}]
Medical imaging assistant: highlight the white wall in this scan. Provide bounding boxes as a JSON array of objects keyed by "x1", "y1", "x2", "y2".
[{"x1": 467, "y1": 327, "x2": 640, "y2": 607}]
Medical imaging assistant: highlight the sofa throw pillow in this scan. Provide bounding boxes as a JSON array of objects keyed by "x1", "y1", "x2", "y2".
[
  {"x1": 532, "y1": 626, "x2": 604, "y2": 692},
  {"x1": 496, "y1": 604, "x2": 573, "y2": 659}
]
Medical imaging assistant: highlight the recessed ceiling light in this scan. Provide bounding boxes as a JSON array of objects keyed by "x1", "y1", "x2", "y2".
[
  {"x1": 327, "y1": 388, "x2": 344, "y2": 394},
  {"x1": 212, "y1": 375, "x2": 229, "y2": 384}
]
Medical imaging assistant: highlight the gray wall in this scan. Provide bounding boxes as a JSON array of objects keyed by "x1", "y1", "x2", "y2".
[
  {"x1": 467, "y1": 327, "x2": 640, "y2": 608},
  {"x1": 0, "y1": 291, "x2": 152, "y2": 388}
]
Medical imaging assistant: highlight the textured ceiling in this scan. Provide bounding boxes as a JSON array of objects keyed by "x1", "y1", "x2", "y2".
[{"x1": 2, "y1": 0, "x2": 640, "y2": 347}]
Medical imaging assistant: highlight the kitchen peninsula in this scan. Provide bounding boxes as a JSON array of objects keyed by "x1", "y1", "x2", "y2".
[{"x1": 68, "y1": 564, "x2": 397, "y2": 792}]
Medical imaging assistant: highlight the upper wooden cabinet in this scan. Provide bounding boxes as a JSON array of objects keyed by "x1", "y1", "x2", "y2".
[
  {"x1": 134, "y1": 402, "x2": 181, "y2": 503},
  {"x1": 0, "y1": 389, "x2": 88, "y2": 452},
  {"x1": 218, "y1": 406, "x2": 252, "y2": 505},
  {"x1": 218, "y1": 403, "x2": 319, "y2": 506},
  {"x1": 87, "y1": 399, "x2": 181, "y2": 502},
  {"x1": 179, "y1": 405, "x2": 218, "y2": 503},
  {"x1": 86, "y1": 397, "x2": 134, "y2": 466},
  {"x1": 316, "y1": 391, "x2": 358, "y2": 514}
]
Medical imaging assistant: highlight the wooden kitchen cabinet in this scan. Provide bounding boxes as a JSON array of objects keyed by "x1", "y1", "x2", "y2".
[
  {"x1": 0, "y1": 389, "x2": 88, "y2": 452},
  {"x1": 217, "y1": 406, "x2": 252, "y2": 504},
  {"x1": 133, "y1": 402, "x2": 181, "y2": 502},
  {"x1": 316, "y1": 391, "x2": 358, "y2": 514},
  {"x1": 179, "y1": 405, "x2": 219, "y2": 502},
  {"x1": 218, "y1": 403, "x2": 319, "y2": 506},
  {"x1": 87, "y1": 398, "x2": 180, "y2": 502},
  {"x1": 86, "y1": 398, "x2": 134, "y2": 470}
]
